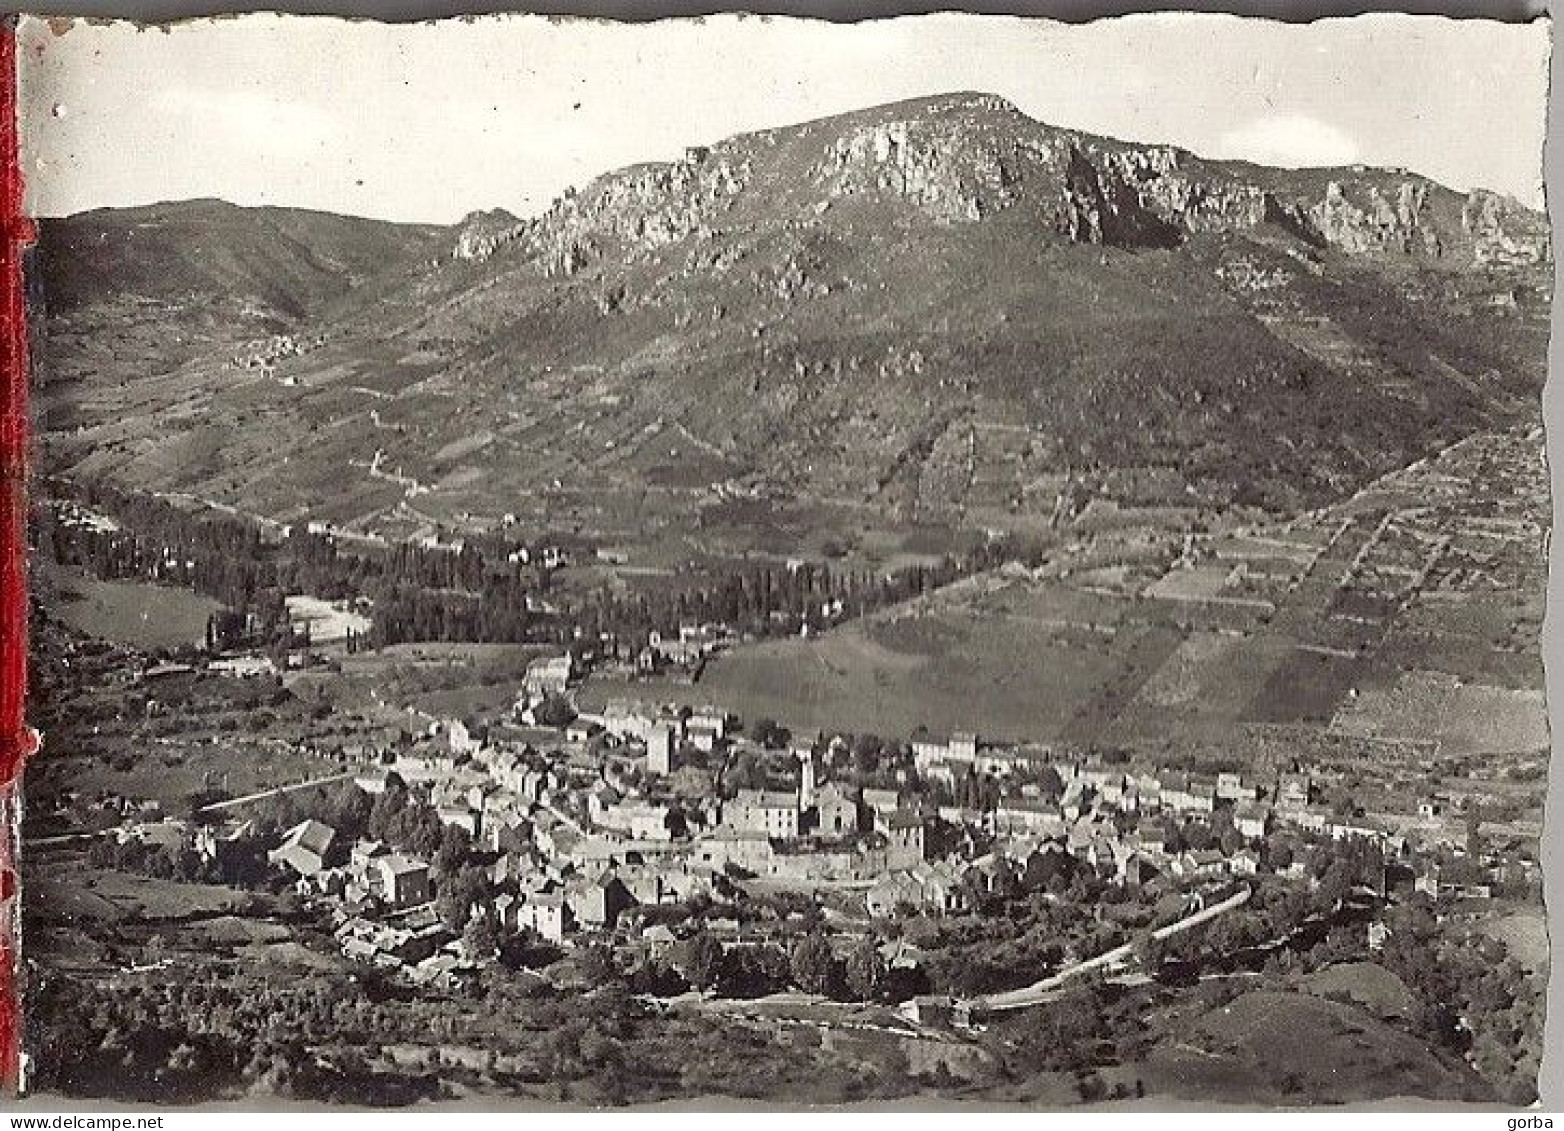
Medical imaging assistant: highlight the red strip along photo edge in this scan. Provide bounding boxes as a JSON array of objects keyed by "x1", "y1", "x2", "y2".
[{"x1": 1, "y1": 18, "x2": 37, "y2": 1098}]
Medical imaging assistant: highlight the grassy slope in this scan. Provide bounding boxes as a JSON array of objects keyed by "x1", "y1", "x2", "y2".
[
  {"x1": 42, "y1": 563, "x2": 220, "y2": 650},
  {"x1": 1144, "y1": 988, "x2": 1490, "y2": 1105}
]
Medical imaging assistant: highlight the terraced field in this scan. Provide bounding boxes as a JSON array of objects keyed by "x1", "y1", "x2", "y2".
[{"x1": 579, "y1": 426, "x2": 1546, "y2": 777}]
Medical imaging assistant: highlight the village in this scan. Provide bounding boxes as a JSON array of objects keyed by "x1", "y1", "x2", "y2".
[
  {"x1": 22, "y1": 415, "x2": 1548, "y2": 1107},
  {"x1": 14, "y1": 401, "x2": 1547, "y2": 1107},
  {"x1": 55, "y1": 622, "x2": 1537, "y2": 1025}
]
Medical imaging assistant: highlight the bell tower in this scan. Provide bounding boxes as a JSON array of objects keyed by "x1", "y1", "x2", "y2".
[{"x1": 797, "y1": 746, "x2": 818, "y2": 809}]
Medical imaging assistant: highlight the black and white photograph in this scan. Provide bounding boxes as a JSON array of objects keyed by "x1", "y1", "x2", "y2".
[{"x1": 12, "y1": 10, "x2": 1554, "y2": 1107}]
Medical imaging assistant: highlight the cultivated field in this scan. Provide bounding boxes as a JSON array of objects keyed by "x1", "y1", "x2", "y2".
[
  {"x1": 582, "y1": 428, "x2": 1548, "y2": 768},
  {"x1": 1331, "y1": 670, "x2": 1549, "y2": 756}
]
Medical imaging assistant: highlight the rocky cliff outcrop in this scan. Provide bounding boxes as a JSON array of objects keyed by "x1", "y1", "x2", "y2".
[
  {"x1": 452, "y1": 209, "x2": 527, "y2": 261},
  {"x1": 1304, "y1": 179, "x2": 1442, "y2": 255},
  {"x1": 810, "y1": 103, "x2": 1021, "y2": 224},
  {"x1": 488, "y1": 92, "x2": 1546, "y2": 275},
  {"x1": 512, "y1": 147, "x2": 753, "y2": 275},
  {"x1": 1461, "y1": 189, "x2": 1550, "y2": 267}
]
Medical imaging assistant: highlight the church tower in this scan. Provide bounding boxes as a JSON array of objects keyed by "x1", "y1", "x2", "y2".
[{"x1": 797, "y1": 746, "x2": 818, "y2": 810}]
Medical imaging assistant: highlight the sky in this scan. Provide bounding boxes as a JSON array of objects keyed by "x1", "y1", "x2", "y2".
[{"x1": 15, "y1": 12, "x2": 1552, "y2": 224}]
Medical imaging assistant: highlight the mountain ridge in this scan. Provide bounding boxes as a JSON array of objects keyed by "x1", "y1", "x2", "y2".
[
  {"x1": 41, "y1": 94, "x2": 1549, "y2": 274},
  {"x1": 437, "y1": 92, "x2": 1546, "y2": 271},
  {"x1": 33, "y1": 92, "x2": 1551, "y2": 552}
]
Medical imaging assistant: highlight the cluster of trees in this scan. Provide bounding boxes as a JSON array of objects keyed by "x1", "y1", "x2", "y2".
[
  {"x1": 31, "y1": 902, "x2": 946, "y2": 1107},
  {"x1": 1152, "y1": 883, "x2": 1349, "y2": 973},
  {"x1": 43, "y1": 481, "x2": 1051, "y2": 651},
  {"x1": 1377, "y1": 898, "x2": 1543, "y2": 1104},
  {"x1": 40, "y1": 492, "x2": 297, "y2": 650},
  {"x1": 724, "y1": 731, "x2": 912, "y2": 795},
  {"x1": 575, "y1": 534, "x2": 1049, "y2": 647},
  {"x1": 25, "y1": 970, "x2": 442, "y2": 1104},
  {"x1": 911, "y1": 840, "x2": 1379, "y2": 999},
  {"x1": 467, "y1": 973, "x2": 920, "y2": 1104},
  {"x1": 38, "y1": 482, "x2": 564, "y2": 648},
  {"x1": 85, "y1": 831, "x2": 275, "y2": 890},
  {"x1": 655, "y1": 930, "x2": 904, "y2": 1002},
  {"x1": 1152, "y1": 887, "x2": 1541, "y2": 1104},
  {"x1": 247, "y1": 778, "x2": 440, "y2": 858},
  {"x1": 903, "y1": 877, "x2": 1131, "y2": 996},
  {"x1": 1000, "y1": 977, "x2": 1153, "y2": 1084},
  {"x1": 358, "y1": 534, "x2": 1050, "y2": 649},
  {"x1": 367, "y1": 577, "x2": 546, "y2": 646}
]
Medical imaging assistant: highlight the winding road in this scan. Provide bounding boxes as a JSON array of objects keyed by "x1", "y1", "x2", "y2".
[
  {"x1": 973, "y1": 884, "x2": 1253, "y2": 1013},
  {"x1": 195, "y1": 772, "x2": 356, "y2": 813}
]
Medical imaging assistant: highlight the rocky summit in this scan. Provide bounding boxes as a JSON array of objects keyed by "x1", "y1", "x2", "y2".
[
  {"x1": 446, "y1": 93, "x2": 1547, "y2": 268},
  {"x1": 34, "y1": 93, "x2": 1550, "y2": 544}
]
